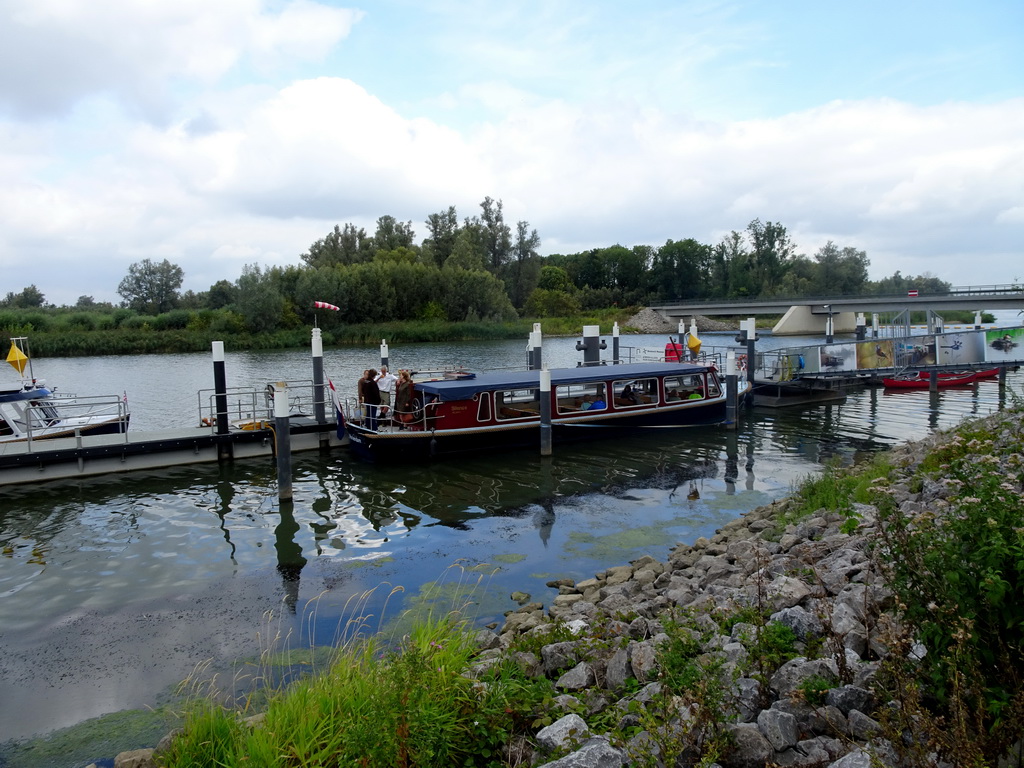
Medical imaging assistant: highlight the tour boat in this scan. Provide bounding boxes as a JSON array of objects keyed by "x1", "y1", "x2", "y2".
[
  {"x1": 1, "y1": 339, "x2": 131, "y2": 443},
  {"x1": 343, "y1": 361, "x2": 745, "y2": 462}
]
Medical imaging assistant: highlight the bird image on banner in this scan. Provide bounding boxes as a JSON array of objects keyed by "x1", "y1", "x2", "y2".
[{"x1": 314, "y1": 301, "x2": 340, "y2": 311}]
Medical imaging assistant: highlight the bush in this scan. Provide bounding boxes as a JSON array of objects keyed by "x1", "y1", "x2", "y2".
[{"x1": 873, "y1": 410, "x2": 1024, "y2": 762}]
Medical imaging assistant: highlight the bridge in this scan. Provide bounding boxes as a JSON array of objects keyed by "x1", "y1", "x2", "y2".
[{"x1": 651, "y1": 284, "x2": 1024, "y2": 335}]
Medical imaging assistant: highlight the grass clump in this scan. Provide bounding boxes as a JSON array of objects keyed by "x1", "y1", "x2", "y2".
[
  {"x1": 784, "y1": 452, "x2": 897, "y2": 533},
  {"x1": 161, "y1": 614, "x2": 544, "y2": 767}
]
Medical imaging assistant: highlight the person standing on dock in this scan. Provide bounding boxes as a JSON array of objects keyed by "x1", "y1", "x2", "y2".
[{"x1": 375, "y1": 366, "x2": 397, "y2": 408}]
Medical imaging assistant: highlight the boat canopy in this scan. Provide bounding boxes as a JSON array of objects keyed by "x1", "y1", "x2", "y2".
[
  {"x1": 0, "y1": 386, "x2": 53, "y2": 403},
  {"x1": 414, "y1": 362, "x2": 712, "y2": 402}
]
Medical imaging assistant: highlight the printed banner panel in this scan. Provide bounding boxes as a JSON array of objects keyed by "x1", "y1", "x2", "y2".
[
  {"x1": 894, "y1": 336, "x2": 936, "y2": 367},
  {"x1": 985, "y1": 328, "x2": 1024, "y2": 362},
  {"x1": 936, "y1": 332, "x2": 986, "y2": 366},
  {"x1": 818, "y1": 343, "x2": 858, "y2": 372},
  {"x1": 856, "y1": 340, "x2": 895, "y2": 369}
]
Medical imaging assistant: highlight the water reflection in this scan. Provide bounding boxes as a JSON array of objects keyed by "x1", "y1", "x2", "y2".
[
  {"x1": 0, "y1": 367, "x2": 1021, "y2": 745},
  {"x1": 274, "y1": 501, "x2": 306, "y2": 614}
]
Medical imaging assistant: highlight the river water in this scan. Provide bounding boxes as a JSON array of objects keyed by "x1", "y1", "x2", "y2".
[{"x1": 1, "y1": 323, "x2": 1021, "y2": 762}]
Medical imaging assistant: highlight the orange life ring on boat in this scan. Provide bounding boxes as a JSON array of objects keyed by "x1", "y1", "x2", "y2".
[
  {"x1": 736, "y1": 355, "x2": 747, "y2": 371},
  {"x1": 201, "y1": 417, "x2": 214, "y2": 427}
]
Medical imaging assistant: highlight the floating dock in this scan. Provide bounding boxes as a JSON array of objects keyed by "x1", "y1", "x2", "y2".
[{"x1": 0, "y1": 417, "x2": 346, "y2": 487}]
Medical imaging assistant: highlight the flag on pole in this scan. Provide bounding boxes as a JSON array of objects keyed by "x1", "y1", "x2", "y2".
[
  {"x1": 6, "y1": 341, "x2": 28, "y2": 375},
  {"x1": 328, "y1": 379, "x2": 346, "y2": 439},
  {"x1": 314, "y1": 300, "x2": 340, "y2": 311}
]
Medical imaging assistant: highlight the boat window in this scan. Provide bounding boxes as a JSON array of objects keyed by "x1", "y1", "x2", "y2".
[
  {"x1": 476, "y1": 391, "x2": 492, "y2": 422},
  {"x1": 705, "y1": 372, "x2": 722, "y2": 397},
  {"x1": 555, "y1": 383, "x2": 608, "y2": 413},
  {"x1": 613, "y1": 378, "x2": 656, "y2": 407},
  {"x1": 29, "y1": 400, "x2": 60, "y2": 423},
  {"x1": 664, "y1": 374, "x2": 707, "y2": 401},
  {"x1": 0, "y1": 417, "x2": 12, "y2": 436},
  {"x1": 495, "y1": 389, "x2": 541, "y2": 420}
]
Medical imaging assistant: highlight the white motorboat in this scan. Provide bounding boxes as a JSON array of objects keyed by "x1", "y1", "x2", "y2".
[{"x1": 1, "y1": 338, "x2": 130, "y2": 443}]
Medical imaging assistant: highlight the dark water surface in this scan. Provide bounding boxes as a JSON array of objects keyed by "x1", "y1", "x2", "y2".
[{"x1": 1, "y1": 329, "x2": 1021, "y2": 764}]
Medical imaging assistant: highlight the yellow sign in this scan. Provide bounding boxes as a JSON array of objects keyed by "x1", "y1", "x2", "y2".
[{"x1": 6, "y1": 342, "x2": 28, "y2": 375}]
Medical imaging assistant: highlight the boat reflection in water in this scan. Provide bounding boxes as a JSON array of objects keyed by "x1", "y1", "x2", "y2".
[{"x1": 2, "y1": 360, "x2": 1021, "y2": 752}]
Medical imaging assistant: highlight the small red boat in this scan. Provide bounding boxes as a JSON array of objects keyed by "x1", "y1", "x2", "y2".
[{"x1": 883, "y1": 371, "x2": 979, "y2": 389}]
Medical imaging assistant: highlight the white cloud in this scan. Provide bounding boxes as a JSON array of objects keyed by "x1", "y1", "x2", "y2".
[
  {"x1": 0, "y1": 1, "x2": 1021, "y2": 305},
  {"x1": 0, "y1": 0, "x2": 360, "y2": 120}
]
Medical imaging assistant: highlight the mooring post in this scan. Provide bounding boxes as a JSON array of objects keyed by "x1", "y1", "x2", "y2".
[
  {"x1": 855, "y1": 313, "x2": 866, "y2": 341},
  {"x1": 311, "y1": 328, "x2": 325, "y2": 424},
  {"x1": 575, "y1": 325, "x2": 606, "y2": 366},
  {"x1": 725, "y1": 350, "x2": 738, "y2": 430},
  {"x1": 527, "y1": 323, "x2": 543, "y2": 370},
  {"x1": 539, "y1": 369, "x2": 552, "y2": 456},
  {"x1": 745, "y1": 317, "x2": 758, "y2": 386},
  {"x1": 212, "y1": 341, "x2": 229, "y2": 435},
  {"x1": 274, "y1": 381, "x2": 293, "y2": 502},
  {"x1": 872, "y1": 313, "x2": 880, "y2": 338},
  {"x1": 929, "y1": 370, "x2": 939, "y2": 393},
  {"x1": 974, "y1": 311, "x2": 982, "y2": 330},
  {"x1": 380, "y1": 339, "x2": 389, "y2": 371},
  {"x1": 612, "y1": 322, "x2": 620, "y2": 364}
]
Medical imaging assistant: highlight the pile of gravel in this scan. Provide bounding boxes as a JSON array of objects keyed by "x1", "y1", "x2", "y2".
[{"x1": 624, "y1": 308, "x2": 734, "y2": 333}]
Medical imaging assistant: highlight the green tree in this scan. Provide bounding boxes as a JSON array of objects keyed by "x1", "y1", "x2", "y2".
[
  {"x1": 813, "y1": 241, "x2": 869, "y2": 295},
  {"x1": 649, "y1": 239, "x2": 711, "y2": 300},
  {"x1": 506, "y1": 220, "x2": 541, "y2": 309},
  {"x1": 537, "y1": 265, "x2": 574, "y2": 293},
  {"x1": 373, "y1": 215, "x2": 417, "y2": 253},
  {"x1": 207, "y1": 280, "x2": 238, "y2": 309},
  {"x1": 524, "y1": 287, "x2": 581, "y2": 316},
  {"x1": 746, "y1": 219, "x2": 794, "y2": 296},
  {"x1": 446, "y1": 222, "x2": 488, "y2": 271},
  {"x1": 422, "y1": 206, "x2": 459, "y2": 268},
  {"x1": 236, "y1": 264, "x2": 284, "y2": 333},
  {"x1": 478, "y1": 196, "x2": 511, "y2": 273},
  {"x1": 302, "y1": 224, "x2": 374, "y2": 268},
  {"x1": 117, "y1": 259, "x2": 184, "y2": 314},
  {"x1": 3, "y1": 284, "x2": 45, "y2": 308}
]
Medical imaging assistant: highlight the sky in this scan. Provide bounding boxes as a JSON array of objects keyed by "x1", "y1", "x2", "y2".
[{"x1": 1, "y1": 0, "x2": 1022, "y2": 307}]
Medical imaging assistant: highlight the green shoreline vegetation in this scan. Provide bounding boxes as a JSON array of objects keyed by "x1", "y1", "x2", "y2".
[
  {"x1": 0, "y1": 305, "x2": 995, "y2": 359},
  {"x1": 4, "y1": 398, "x2": 1012, "y2": 767},
  {"x1": 3, "y1": 208, "x2": 989, "y2": 358}
]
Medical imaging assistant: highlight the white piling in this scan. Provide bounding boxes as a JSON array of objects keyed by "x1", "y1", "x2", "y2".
[
  {"x1": 274, "y1": 381, "x2": 293, "y2": 501},
  {"x1": 539, "y1": 369, "x2": 552, "y2": 456}
]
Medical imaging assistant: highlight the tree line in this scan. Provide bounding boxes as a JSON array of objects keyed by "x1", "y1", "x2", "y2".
[{"x1": 2, "y1": 198, "x2": 952, "y2": 337}]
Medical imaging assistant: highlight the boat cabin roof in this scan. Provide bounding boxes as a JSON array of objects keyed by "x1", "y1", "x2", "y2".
[
  {"x1": 414, "y1": 362, "x2": 712, "y2": 402},
  {"x1": 0, "y1": 386, "x2": 51, "y2": 403}
]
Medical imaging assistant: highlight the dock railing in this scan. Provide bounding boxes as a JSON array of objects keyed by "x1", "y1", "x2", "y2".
[
  {"x1": 24, "y1": 393, "x2": 131, "y2": 449},
  {"x1": 197, "y1": 379, "x2": 325, "y2": 430}
]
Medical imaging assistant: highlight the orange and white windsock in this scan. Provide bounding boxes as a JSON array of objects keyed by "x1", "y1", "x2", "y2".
[{"x1": 314, "y1": 300, "x2": 340, "y2": 311}]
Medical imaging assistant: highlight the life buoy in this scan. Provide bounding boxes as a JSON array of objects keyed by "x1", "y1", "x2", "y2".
[
  {"x1": 201, "y1": 417, "x2": 214, "y2": 427},
  {"x1": 736, "y1": 355, "x2": 747, "y2": 371}
]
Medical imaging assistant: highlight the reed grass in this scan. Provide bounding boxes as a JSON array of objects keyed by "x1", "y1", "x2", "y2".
[{"x1": 161, "y1": 563, "x2": 545, "y2": 767}]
